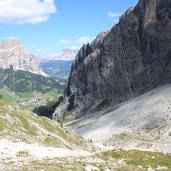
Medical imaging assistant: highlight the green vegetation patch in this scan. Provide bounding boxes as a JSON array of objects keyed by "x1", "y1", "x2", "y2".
[
  {"x1": 0, "y1": 89, "x2": 15, "y2": 103},
  {"x1": 16, "y1": 150, "x2": 30, "y2": 157},
  {"x1": 99, "y1": 150, "x2": 171, "y2": 170},
  {"x1": 0, "y1": 100, "x2": 94, "y2": 151},
  {"x1": 0, "y1": 68, "x2": 64, "y2": 93},
  {"x1": 32, "y1": 96, "x2": 63, "y2": 119}
]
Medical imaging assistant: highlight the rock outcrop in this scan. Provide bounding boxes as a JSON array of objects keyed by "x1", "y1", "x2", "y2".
[
  {"x1": 0, "y1": 37, "x2": 42, "y2": 74},
  {"x1": 54, "y1": 0, "x2": 171, "y2": 120}
]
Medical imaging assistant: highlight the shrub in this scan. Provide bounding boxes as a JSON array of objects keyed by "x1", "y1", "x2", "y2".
[{"x1": 32, "y1": 96, "x2": 63, "y2": 119}]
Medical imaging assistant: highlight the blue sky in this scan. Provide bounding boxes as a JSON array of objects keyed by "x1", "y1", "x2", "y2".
[{"x1": 0, "y1": 0, "x2": 138, "y2": 57}]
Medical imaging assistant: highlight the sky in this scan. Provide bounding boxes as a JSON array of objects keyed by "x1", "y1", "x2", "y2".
[{"x1": 0, "y1": 0, "x2": 139, "y2": 57}]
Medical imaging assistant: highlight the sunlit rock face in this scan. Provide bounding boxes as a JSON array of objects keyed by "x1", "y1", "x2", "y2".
[{"x1": 0, "y1": 37, "x2": 42, "y2": 74}]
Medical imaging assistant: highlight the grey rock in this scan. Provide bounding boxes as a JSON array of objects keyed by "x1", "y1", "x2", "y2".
[{"x1": 53, "y1": 0, "x2": 171, "y2": 121}]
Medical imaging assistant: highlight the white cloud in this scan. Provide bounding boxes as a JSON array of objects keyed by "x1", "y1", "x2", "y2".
[
  {"x1": 0, "y1": 0, "x2": 56, "y2": 24},
  {"x1": 30, "y1": 44, "x2": 47, "y2": 55},
  {"x1": 108, "y1": 11, "x2": 121, "y2": 18},
  {"x1": 58, "y1": 39, "x2": 70, "y2": 44},
  {"x1": 67, "y1": 46, "x2": 79, "y2": 50},
  {"x1": 77, "y1": 36, "x2": 92, "y2": 45}
]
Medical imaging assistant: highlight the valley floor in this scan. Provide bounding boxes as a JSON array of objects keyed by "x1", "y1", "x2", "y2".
[{"x1": 0, "y1": 139, "x2": 171, "y2": 171}]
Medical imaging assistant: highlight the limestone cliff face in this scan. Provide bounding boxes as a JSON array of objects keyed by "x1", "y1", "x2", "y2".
[
  {"x1": 54, "y1": 0, "x2": 171, "y2": 120},
  {"x1": 0, "y1": 37, "x2": 42, "y2": 74}
]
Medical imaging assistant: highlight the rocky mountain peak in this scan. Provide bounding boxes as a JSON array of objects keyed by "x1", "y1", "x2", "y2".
[
  {"x1": 91, "y1": 32, "x2": 107, "y2": 48},
  {"x1": 0, "y1": 37, "x2": 42, "y2": 75},
  {"x1": 53, "y1": 0, "x2": 171, "y2": 121},
  {"x1": 134, "y1": 0, "x2": 157, "y2": 28},
  {"x1": 0, "y1": 37, "x2": 28, "y2": 56},
  {"x1": 1, "y1": 37, "x2": 22, "y2": 48}
]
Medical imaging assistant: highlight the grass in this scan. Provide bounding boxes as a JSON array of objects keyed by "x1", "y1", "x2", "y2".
[
  {"x1": 17, "y1": 89, "x2": 61, "y2": 101},
  {"x1": 2, "y1": 149, "x2": 171, "y2": 171},
  {"x1": 0, "y1": 119, "x2": 6, "y2": 132},
  {"x1": 17, "y1": 92, "x2": 34, "y2": 98},
  {"x1": 20, "y1": 103, "x2": 34, "y2": 111},
  {"x1": 99, "y1": 150, "x2": 171, "y2": 170},
  {"x1": 114, "y1": 132, "x2": 132, "y2": 140},
  {"x1": 0, "y1": 89, "x2": 15, "y2": 103},
  {"x1": 16, "y1": 150, "x2": 30, "y2": 157},
  {"x1": 0, "y1": 100, "x2": 94, "y2": 150},
  {"x1": 0, "y1": 68, "x2": 64, "y2": 93}
]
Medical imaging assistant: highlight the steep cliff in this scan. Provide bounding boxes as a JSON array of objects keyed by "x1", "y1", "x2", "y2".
[
  {"x1": 54, "y1": 0, "x2": 171, "y2": 120},
  {"x1": 0, "y1": 37, "x2": 42, "y2": 74}
]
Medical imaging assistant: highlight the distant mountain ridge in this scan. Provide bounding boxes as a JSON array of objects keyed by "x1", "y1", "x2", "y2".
[
  {"x1": 0, "y1": 37, "x2": 43, "y2": 75},
  {"x1": 41, "y1": 48, "x2": 77, "y2": 79},
  {"x1": 43, "y1": 48, "x2": 78, "y2": 61},
  {"x1": 41, "y1": 60, "x2": 73, "y2": 80}
]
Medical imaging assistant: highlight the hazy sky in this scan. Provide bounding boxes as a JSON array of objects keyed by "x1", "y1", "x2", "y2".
[{"x1": 0, "y1": 0, "x2": 138, "y2": 57}]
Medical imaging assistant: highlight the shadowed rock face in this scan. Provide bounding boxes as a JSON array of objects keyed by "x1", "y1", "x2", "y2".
[{"x1": 54, "y1": 0, "x2": 171, "y2": 120}]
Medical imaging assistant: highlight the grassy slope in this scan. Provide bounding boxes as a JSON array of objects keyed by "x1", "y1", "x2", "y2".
[
  {"x1": 0, "y1": 89, "x2": 16, "y2": 103},
  {"x1": 0, "y1": 68, "x2": 63, "y2": 111},
  {"x1": 0, "y1": 100, "x2": 171, "y2": 170},
  {"x1": 0, "y1": 68, "x2": 64, "y2": 93},
  {"x1": 0, "y1": 100, "x2": 92, "y2": 150}
]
